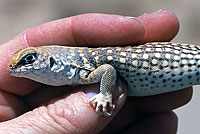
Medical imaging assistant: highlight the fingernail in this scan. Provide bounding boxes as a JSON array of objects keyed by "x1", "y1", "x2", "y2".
[
  {"x1": 83, "y1": 84, "x2": 99, "y2": 99},
  {"x1": 152, "y1": 9, "x2": 178, "y2": 19},
  {"x1": 125, "y1": 16, "x2": 143, "y2": 26},
  {"x1": 159, "y1": 9, "x2": 177, "y2": 17},
  {"x1": 139, "y1": 9, "x2": 169, "y2": 17},
  {"x1": 153, "y1": 8, "x2": 167, "y2": 13},
  {"x1": 148, "y1": 9, "x2": 176, "y2": 16}
]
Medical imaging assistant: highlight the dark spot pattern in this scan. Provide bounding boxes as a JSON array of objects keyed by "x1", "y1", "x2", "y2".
[{"x1": 92, "y1": 42, "x2": 200, "y2": 95}]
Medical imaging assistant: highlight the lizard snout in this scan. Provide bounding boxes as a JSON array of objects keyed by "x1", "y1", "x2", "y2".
[{"x1": 7, "y1": 61, "x2": 16, "y2": 73}]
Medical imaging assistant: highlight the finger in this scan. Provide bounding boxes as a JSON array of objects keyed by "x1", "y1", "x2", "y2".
[
  {"x1": 123, "y1": 111, "x2": 178, "y2": 134},
  {"x1": 0, "y1": 90, "x2": 28, "y2": 121},
  {"x1": 102, "y1": 88, "x2": 191, "y2": 133},
  {"x1": 101, "y1": 98, "x2": 138, "y2": 133},
  {"x1": 16, "y1": 13, "x2": 144, "y2": 47},
  {"x1": 24, "y1": 85, "x2": 72, "y2": 108},
  {"x1": 137, "y1": 9, "x2": 179, "y2": 43},
  {"x1": 25, "y1": 79, "x2": 127, "y2": 110},
  {"x1": 102, "y1": 111, "x2": 177, "y2": 134},
  {"x1": 131, "y1": 87, "x2": 193, "y2": 113},
  {"x1": 0, "y1": 13, "x2": 144, "y2": 95},
  {"x1": 25, "y1": 85, "x2": 192, "y2": 114},
  {"x1": 0, "y1": 84, "x2": 127, "y2": 134}
]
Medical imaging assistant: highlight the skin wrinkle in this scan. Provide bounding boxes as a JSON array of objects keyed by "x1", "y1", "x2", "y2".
[
  {"x1": 32, "y1": 110, "x2": 54, "y2": 134},
  {"x1": 74, "y1": 14, "x2": 95, "y2": 46},
  {"x1": 37, "y1": 107, "x2": 61, "y2": 133},
  {"x1": 38, "y1": 24, "x2": 55, "y2": 45},
  {"x1": 12, "y1": 128, "x2": 24, "y2": 134},
  {"x1": 112, "y1": 17, "x2": 134, "y2": 35},
  {"x1": 70, "y1": 17, "x2": 81, "y2": 47},
  {"x1": 26, "y1": 121, "x2": 44, "y2": 134},
  {"x1": 59, "y1": 98, "x2": 81, "y2": 130},
  {"x1": 23, "y1": 33, "x2": 29, "y2": 47},
  {"x1": 30, "y1": 124, "x2": 47, "y2": 134},
  {"x1": 38, "y1": 25, "x2": 44, "y2": 38},
  {"x1": 50, "y1": 106, "x2": 72, "y2": 133},
  {"x1": 37, "y1": 25, "x2": 50, "y2": 46},
  {"x1": 13, "y1": 118, "x2": 35, "y2": 133},
  {"x1": 89, "y1": 15, "x2": 116, "y2": 45},
  {"x1": 48, "y1": 94, "x2": 90, "y2": 133},
  {"x1": 33, "y1": 121, "x2": 55, "y2": 134},
  {"x1": 31, "y1": 109, "x2": 62, "y2": 134},
  {"x1": 46, "y1": 102, "x2": 73, "y2": 133}
]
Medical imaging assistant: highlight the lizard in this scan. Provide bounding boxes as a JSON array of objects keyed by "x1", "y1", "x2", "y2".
[{"x1": 7, "y1": 42, "x2": 200, "y2": 116}]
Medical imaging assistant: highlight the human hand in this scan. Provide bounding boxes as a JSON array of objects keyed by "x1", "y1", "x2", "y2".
[{"x1": 0, "y1": 9, "x2": 191, "y2": 134}]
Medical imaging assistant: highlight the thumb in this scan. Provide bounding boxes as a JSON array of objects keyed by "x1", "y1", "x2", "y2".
[{"x1": 0, "y1": 83, "x2": 127, "y2": 134}]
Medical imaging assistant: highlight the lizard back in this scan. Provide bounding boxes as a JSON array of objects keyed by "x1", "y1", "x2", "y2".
[{"x1": 94, "y1": 42, "x2": 200, "y2": 96}]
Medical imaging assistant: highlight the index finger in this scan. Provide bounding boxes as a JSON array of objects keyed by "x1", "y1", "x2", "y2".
[{"x1": 0, "y1": 10, "x2": 179, "y2": 95}]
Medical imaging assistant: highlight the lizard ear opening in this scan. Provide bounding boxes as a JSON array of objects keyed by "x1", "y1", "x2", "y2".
[{"x1": 50, "y1": 57, "x2": 55, "y2": 68}]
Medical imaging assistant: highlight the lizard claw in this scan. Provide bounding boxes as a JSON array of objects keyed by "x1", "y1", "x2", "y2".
[{"x1": 89, "y1": 93, "x2": 115, "y2": 116}]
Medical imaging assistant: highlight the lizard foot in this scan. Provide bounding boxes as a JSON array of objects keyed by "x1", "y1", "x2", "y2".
[{"x1": 89, "y1": 93, "x2": 115, "y2": 116}]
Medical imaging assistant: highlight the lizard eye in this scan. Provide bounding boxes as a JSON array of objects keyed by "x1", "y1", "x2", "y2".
[
  {"x1": 20, "y1": 53, "x2": 37, "y2": 65},
  {"x1": 25, "y1": 54, "x2": 35, "y2": 63}
]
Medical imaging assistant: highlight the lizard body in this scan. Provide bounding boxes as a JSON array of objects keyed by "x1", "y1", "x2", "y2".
[{"x1": 7, "y1": 42, "x2": 200, "y2": 116}]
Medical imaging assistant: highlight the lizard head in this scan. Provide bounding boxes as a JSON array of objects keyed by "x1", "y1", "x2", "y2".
[
  {"x1": 8, "y1": 47, "x2": 48, "y2": 77},
  {"x1": 7, "y1": 46, "x2": 92, "y2": 86}
]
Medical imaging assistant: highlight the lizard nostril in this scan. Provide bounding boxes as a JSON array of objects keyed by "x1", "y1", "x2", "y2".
[{"x1": 9, "y1": 64, "x2": 15, "y2": 69}]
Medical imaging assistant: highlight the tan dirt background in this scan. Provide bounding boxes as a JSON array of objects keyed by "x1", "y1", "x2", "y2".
[{"x1": 1, "y1": 0, "x2": 200, "y2": 133}]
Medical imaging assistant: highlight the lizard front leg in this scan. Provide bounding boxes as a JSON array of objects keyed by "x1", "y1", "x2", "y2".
[{"x1": 87, "y1": 64, "x2": 117, "y2": 116}]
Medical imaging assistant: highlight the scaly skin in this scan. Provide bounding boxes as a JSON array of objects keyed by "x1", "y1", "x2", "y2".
[{"x1": 7, "y1": 42, "x2": 200, "y2": 116}]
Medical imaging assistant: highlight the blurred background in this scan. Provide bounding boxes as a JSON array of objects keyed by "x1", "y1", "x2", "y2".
[{"x1": 0, "y1": 0, "x2": 200, "y2": 133}]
